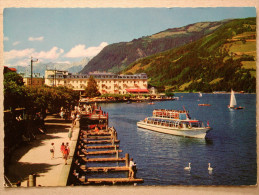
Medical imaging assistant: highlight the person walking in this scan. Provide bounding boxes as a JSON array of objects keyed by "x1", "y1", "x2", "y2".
[
  {"x1": 50, "y1": 143, "x2": 55, "y2": 159},
  {"x1": 68, "y1": 125, "x2": 73, "y2": 140},
  {"x1": 60, "y1": 142, "x2": 65, "y2": 158},
  {"x1": 129, "y1": 158, "x2": 136, "y2": 178},
  {"x1": 64, "y1": 146, "x2": 69, "y2": 165},
  {"x1": 66, "y1": 142, "x2": 70, "y2": 159}
]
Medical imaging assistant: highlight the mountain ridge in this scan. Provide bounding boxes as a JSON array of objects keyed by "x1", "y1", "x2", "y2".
[
  {"x1": 123, "y1": 17, "x2": 256, "y2": 92},
  {"x1": 80, "y1": 20, "x2": 229, "y2": 74}
]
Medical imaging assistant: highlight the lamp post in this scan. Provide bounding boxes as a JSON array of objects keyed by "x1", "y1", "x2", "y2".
[{"x1": 31, "y1": 57, "x2": 38, "y2": 86}]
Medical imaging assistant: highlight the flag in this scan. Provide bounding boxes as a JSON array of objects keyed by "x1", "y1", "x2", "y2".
[{"x1": 207, "y1": 121, "x2": 209, "y2": 127}]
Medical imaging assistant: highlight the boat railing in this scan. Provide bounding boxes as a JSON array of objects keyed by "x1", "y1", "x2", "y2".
[{"x1": 145, "y1": 117, "x2": 207, "y2": 130}]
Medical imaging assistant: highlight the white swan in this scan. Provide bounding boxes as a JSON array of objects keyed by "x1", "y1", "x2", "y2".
[
  {"x1": 184, "y1": 163, "x2": 191, "y2": 170},
  {"x1": 208, "y1": 163, "x2": 213, "y2": 171}
]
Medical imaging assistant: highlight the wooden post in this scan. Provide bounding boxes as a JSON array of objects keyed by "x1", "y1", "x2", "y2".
[
  {"x1": 112, "y1": 136, "x2": 114, "y2": 146},
  {"x1": 28, "y1": 175, "x2": 34, "y2": 187},
  {"x1": 114, "y1": 131, "x2": 117, "y2": 140},
  {"x1": 111, "y1": 129, "x2": 115, "y2": 145},
  {"x1": 33, "y1": 174, "x2": 36, "y2": 186},
  {"x1": 116, "y1": 150, "x2": 119, "y2": 158},
  {"x1": 125, "y1": 153, "x2": 129, "y2": 178},
  {"x1": 125, "y1": 153, "x2": 129, "y2": 167}
]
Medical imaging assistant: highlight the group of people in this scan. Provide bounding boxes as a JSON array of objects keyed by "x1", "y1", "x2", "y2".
[
  {"x1": 49, "y1": 142, "x2": 70, "y2": 165},
  {"x1": 60, "y1": 107, "x2": 70, "y2": 120},
  {"x1": 60, "y1": 142, "x2": 70, "y2": 164}
]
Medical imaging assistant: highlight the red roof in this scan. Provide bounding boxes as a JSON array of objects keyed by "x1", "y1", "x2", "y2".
[
  {"x1": 9, "y1": 68, "x2": 17, "y2": 72},
  {"x1": 126, "y1": 88, "x2": 149, "y2": 93}
]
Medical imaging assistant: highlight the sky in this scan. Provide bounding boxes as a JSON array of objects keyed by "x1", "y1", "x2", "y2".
[{"x1": 3, "y1": 7, "x2": 256, "y2": 67}]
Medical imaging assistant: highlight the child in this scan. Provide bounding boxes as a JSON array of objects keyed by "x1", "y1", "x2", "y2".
[{"x1": 50, "y1": 143, "x2": 55, "y2": 159}]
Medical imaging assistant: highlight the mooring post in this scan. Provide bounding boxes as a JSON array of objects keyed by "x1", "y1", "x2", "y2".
[
  {"x1": 114, "y1": 131, "x2": 117, "y2": 140},
  {"x1": 125, "y1": 153, "x2": 129, "y2": 167},
  {"x1": 111, "y1": 130, "x2": 115, "y2": 145},
  {"x1": 116, "y1": 150, "x2": 119, "y2": 158},
  {"x1": 28, "y1": 174, "x2": 34, "y2": 187},
  {"x1": 33, "y1": 174, "x2": 36, "y2": 186},
  {"x1": 112, "y1": 137, "x2": 114, "y2": 146}
]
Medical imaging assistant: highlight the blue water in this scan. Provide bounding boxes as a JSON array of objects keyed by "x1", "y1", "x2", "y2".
[{"x1": 97, "y1": 93, "x2": 256, "y2": 185}]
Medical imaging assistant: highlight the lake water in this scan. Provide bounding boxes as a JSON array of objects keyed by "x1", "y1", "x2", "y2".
[{"x1": 97, "y1": 93, "x2": 257, "y2": 185}]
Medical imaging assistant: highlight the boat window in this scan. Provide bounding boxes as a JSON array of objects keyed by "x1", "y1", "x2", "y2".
[{"x1": 179, "y1": 113, "x2": 187, "y2": 120}]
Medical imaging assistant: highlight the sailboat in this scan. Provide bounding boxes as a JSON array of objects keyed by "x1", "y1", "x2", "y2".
[
  {"x1": 228, "y1": 89, "x2": 244, "y2": 110},
  {"x1": 199, "y1": 92, "x2": 203, "y2": 97}
]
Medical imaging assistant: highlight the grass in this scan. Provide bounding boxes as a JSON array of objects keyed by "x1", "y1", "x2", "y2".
[
  {"x1": 233, "y1": 32, "x2": 256, "y2": 39},
  {"x1": 241, "y1": 61, "x2": 256, "y2": 70},
  {"x1": 209, "y1": 78, "x2": 224, "y2": 85},
  {"x1": 179, "y1": 80, "x2": 193, "y2": 91},
  {"x1": 150, "y1": 31, "x2": 187, "y2": 39},
  {"x1": 250, "y1": 70, "x2": 256, "y2": 78},
  {"x1": 187, "y1": 22, "x2": 210, "y2": 32},
  {"x1": 229, "y1": 41, "x2": 256, "y2": 54}
]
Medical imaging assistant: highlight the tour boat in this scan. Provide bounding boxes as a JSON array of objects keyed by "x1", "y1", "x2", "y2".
[
  {"x1": 228, "y1": 89, "x2": 244, "y2": 110},
  {"x1": 137, "y1": 109, "x2": 212, "y2": 139}
]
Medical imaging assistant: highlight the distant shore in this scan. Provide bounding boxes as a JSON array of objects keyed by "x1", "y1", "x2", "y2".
[{"x1": 80, "y1": 97, "x2": 176, "y2": 104}]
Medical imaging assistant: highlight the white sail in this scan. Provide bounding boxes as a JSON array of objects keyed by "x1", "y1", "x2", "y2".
[
  {"x1": 229, "y1": 89, "x2": 237, "y2": 107},
  {"x1": 199, "y1": 92, "x2": 202, "y2": 97}
]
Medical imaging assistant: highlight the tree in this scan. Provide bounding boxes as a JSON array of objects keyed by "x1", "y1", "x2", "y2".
[
  {"x1": 4, "y1": 72, "x2": 25, "y2": 110},
  {"x1": 165, "y1": 90, "x2": 174, "y2": 97},
  {"x1": 84, "y1": 76, "x2": 101, "y2": 98},
  {"x1": 4, "y1": 72, "x2": 24, "y2": 86}
]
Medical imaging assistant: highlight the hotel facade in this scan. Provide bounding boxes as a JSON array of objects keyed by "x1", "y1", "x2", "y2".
[{"x1": 44, "y1": 70, "x2": 149, "y2": 95}]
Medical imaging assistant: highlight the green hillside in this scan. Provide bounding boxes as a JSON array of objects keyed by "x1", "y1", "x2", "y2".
[
  {"x1": 123, "y1": 18, "x2": 256, "y2": 93},
  {"x1": 80, "y1": 21, "x2": 227, "y2": 74}
]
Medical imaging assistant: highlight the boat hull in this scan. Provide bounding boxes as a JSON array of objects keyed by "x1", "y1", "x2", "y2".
[{"x1": 137, "y1": 121, "x2": 211, "y2": 139}]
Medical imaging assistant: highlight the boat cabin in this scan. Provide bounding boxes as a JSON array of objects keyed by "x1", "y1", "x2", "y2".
[{"x1": 145, "y1": 117, "x2": 204, "y2": 129}]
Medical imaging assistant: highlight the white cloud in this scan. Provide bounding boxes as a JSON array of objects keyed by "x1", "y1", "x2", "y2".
[
  {"x1": 28, "y1": 36, "x2": 44, "y2": 41},
  {"x1": 33, "y1": 47, "x2": 64, "y2": 59},
  {"x1": 4, "y1": 36, "x2": 9, "y2": 41},
  {"x1": 4, "y1": 48, "x2": 35, "y2": 60},
  {"x1": 64, "y1": 42, "x2": 108, "y2": 58},
  {"x1": 4, "y1": 47, "x2": 64, "y2": 66},
  {"x1": 15, "y1": 59, "x2": 31, "y2": 66},
  {"x1": 13, "y1": 41, "x2": 21, "y2": 46}
]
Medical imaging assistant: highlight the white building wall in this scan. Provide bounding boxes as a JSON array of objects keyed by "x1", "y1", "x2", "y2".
[{"x1": 44, "y1": 70, "x2": 148, "y2": 94}]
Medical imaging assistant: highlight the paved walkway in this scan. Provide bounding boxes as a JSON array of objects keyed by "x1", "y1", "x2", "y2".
[{"x1": 6, "y1": 114, "x2": 79, "y2": 187}]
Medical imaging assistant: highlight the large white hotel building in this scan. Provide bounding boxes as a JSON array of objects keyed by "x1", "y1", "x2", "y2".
[{"x1": 44, "y1": 70, "x2": 149, "y2": 95}]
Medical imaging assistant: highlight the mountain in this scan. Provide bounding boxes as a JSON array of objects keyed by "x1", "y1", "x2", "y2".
[
  {"x1": 15, "y1": 57, "x2": 90, "y2": 76},
  {"x1": 123, "y1": 17, "x2": 256, "y2": 93},
  {"x1": 80, "y1": 20, "x2": 229, "y2": 74}
]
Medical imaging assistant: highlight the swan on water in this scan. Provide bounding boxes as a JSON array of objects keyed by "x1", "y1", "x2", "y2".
[
  {"x1": 184, "y1": 163, "x2": 191, "y2": 170},
  {"x1": 208, "y1": 163, "x2": 213, "y2": 171}
]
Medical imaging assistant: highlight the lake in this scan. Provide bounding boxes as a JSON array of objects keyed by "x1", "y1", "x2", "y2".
[{"x1": 97, "y1": 93, "x2": 256, "y2": 185}]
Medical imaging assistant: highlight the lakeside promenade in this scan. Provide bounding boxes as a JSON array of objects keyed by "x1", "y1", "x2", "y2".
[{"x1": 6, "y1": 114, "x2": 79, "y2": 187}]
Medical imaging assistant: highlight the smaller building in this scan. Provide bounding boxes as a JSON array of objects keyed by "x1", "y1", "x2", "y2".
[
  {"x1": 21, "y1": 73, "x2": 45, "y2": 86},
  {"x1": 23, "y1": 77, "x2": 45, "y2": 86},
  {"x1": 4, "y1": 66, "x2": 17, "y2": 73}
]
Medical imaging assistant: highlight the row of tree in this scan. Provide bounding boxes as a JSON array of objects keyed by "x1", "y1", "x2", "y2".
[{"x1": 4, "y1": 71, "x2": 80, "y2": 113}]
